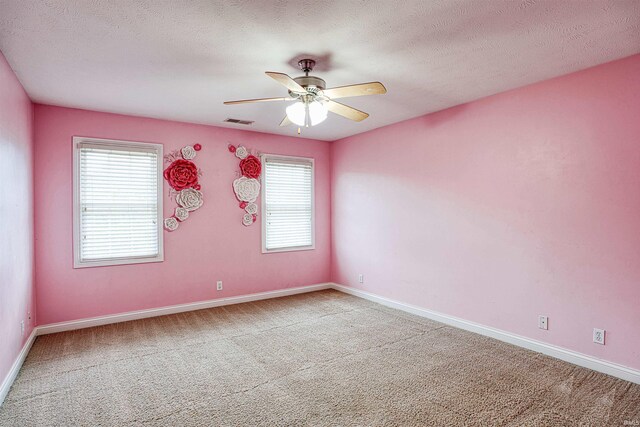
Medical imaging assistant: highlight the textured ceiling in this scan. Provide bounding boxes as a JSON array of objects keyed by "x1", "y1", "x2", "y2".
[{"x1": 0, "y1": 0, "x2": 639, "y2": 141}]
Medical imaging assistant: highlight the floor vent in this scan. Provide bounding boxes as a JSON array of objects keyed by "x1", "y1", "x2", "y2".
[{"x1": 224, "y1": 118, "x2": 254, "y2": 125}]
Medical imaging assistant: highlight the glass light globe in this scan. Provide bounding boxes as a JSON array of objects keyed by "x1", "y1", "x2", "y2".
[
  {"x1": 308, "y1": 101, "x2": 328, "y2": 126},
  {"x1": 286, "y1": 102, "x2": 306, "y2": 126},
  {"x1": 286, "y1": 100, "x2": 328, "y2": 127}
]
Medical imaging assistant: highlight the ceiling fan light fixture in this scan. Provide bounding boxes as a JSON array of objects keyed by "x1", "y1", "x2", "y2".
[{"x1": 286, "y1": 100, "x2": 327, "y2": 127}]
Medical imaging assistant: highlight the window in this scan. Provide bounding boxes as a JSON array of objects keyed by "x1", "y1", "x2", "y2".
[
  {"x1": 261, "y1": 154, "x2": 314, "y2": 253},
  {"x1": 73, "y1": 137, "x2": 163, "y2": 268}
]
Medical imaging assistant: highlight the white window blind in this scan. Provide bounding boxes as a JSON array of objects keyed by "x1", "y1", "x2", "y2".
[
  {"x1": 262, "y1": 155, "x2": 314, "y2": 252},
  {"x1": 73, "y1": 138, "x2": 163, "y2": 268}
]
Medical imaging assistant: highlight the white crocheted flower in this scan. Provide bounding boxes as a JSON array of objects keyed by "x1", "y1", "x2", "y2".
[
  {"x1": 181, "y1": 145, "x2": 197, "y2": 160},
  {"x1": 174, "y1": 207, "x2": 189, "y2": 222},
  {"x1": 242, "y1": 213, "x2": 254, "y2": 226},
  {"x1": 233, "y1": 177, "x2": 260, "y2": 202},
  {"x1": 235, "y1": 146, "x2": 248, "y2": 159},
  {"x1": 245, "y1": 202, "x2": 258, "y2": 215},
  {"x1": 164, "y1": 217, "x2": 179, "y2": 231},
  {"x1": 176, "y1": 188, "x2": 204, "y2": 211}
]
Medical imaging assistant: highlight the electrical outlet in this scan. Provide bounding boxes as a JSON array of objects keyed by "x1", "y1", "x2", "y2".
[
  {"x1": 358, "y1": 274, "x2": 364, "y2": 284},
  {"x1": 538, "y1": 315, "x2": 548, "y2": 330},
  {"x1": 20, "y1": 320, "x2": 24, "y2": 337},
  {"x1": 593, "y1": 328, "x2": 605, "y2": 345},
  {"x1": 216, "y1": 280, "x2": 223, "y2": 291}
]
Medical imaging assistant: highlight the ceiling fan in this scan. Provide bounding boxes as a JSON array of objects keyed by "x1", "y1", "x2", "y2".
[{"x1": 224, "y1": 59, "x2": 386, "y2": 130}]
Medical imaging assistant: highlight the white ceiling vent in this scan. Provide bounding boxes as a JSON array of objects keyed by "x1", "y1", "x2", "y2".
[{"x1": 224, "y1": 118, "x2": 254, "y2": 125}]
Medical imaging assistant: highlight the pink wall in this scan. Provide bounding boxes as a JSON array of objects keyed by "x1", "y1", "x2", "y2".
[
  {"x1": 0, "y1": 52, "x2": 35, "y2": 384},
  {"x1": 331, "y1": 55, "x2": 640, "y2": 370},
  {"x1": 34, "y1": 106, "x2": 331, "y2": 324}
]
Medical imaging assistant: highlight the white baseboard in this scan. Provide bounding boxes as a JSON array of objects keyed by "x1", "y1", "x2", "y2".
[
  {"x1": 3, "y1": 280, "x2": 637, "y2": 411},
  {"x1": 0, "y1": 329, "x2": 37, "y2": 407},
  {"x1": 329, "y1": 283, "x2": 640, "y2": 385},
  {"x1": 37, "y1": 283, "x2": 331, "y2": 335}
]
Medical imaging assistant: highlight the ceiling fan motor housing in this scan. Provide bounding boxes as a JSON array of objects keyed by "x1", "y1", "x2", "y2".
[
  {"x1": 290, "y1": 58, "x2": 326, "y2": 96},
  {"x1": 292, "y1": 75, "x2": 326, "y2": 92}
]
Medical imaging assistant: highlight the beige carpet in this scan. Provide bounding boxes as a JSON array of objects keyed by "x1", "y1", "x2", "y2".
[{"x1": 1, "y1": 290, "x2": 639, "y2": 426}]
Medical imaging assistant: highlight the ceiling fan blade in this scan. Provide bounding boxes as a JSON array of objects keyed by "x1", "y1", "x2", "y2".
[
  {"x1": 224, "y1": 97, "x2": 293, "y2": 105},
  {"x1": 279, "y1": 115, "x2": 292, "y2": 127},
  {"x1": 265, "y1": 72, "x2": 306, "y2": 93},
  {"x1": 322, "y1": 82, "x2": 387, "y2": 99},
  {"x1": 325, "y1": 100, "x2": 369, "y2": 122}
]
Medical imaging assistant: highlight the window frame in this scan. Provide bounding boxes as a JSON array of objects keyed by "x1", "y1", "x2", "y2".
[
  {"x1": 72, "y1": 136, "x2": 164, "y2": 268},
  {"x1": 260, "y1": 153, "x2": 315, "y2": 254}
]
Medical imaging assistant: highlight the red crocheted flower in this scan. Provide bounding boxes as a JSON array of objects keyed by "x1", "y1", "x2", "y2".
[
  {"x1": 164, "y1": 159, "x2": 199, "y2": 191},
  {"x1": 193, "y1": 143, "x2": 202, "y2": 151},
  {"x1": 228, "y1": 144, "x2": 236, "y2": 153},
  {"x1": 239, "y1": 155, "x2": 261, "y2": 179}
]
